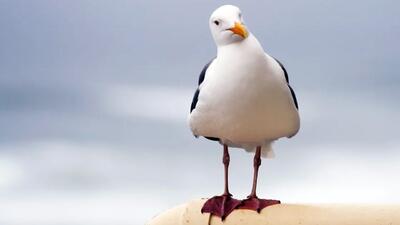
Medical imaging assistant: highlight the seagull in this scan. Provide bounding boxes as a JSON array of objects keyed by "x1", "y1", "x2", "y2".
[{"x1": 188, "y1": 5, "x2": 300, "y2": 220}]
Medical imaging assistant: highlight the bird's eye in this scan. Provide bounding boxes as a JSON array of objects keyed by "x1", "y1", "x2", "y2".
[{"x1": 214, "y1": 20, "x2": 220, "y2": 26}]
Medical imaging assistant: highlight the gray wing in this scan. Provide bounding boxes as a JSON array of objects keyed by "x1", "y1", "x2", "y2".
[{"x1": 190, "y1": 59, "x2": 219, "y2": 141}]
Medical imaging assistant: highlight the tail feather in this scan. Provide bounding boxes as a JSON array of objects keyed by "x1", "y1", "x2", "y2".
[
  {"x1": 261, "y1": 142, "x2": 275, "y2": 158},
  {"x1": 243, "y1": 141, "x2": 275, "y2": 158}
]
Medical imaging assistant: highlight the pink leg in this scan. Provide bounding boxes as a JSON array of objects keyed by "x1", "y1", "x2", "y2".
[
  {"x1": 201, "y1": 145, "x2": 241, "y2": 220},
  {"x1": 239, "y1": 146, "x2": 280, "y2": 212}
]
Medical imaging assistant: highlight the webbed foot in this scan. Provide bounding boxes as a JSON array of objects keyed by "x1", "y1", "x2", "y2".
[
  {"x1": 201, "y1": 194, "x2": 242, "y2": 220},
  {"x1": 239, "y1": 196, "x2": 280, "y2": 213}
]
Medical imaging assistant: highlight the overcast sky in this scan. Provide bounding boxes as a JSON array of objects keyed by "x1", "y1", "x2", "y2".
[{"x1": 0, "y1": 0, "x2": 399, "y2": 224}]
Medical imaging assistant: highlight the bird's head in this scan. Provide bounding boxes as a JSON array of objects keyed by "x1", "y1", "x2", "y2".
[{"x1": 209, "y1": 5, "x2": 249, "y2": 46}]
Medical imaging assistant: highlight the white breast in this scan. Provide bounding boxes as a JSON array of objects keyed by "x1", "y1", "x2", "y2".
[{"x1": 189, "y1": 34, "x2": 300, "y2": 146}]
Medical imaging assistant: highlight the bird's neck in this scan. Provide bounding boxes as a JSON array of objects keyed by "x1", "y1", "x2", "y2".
[{"x1": 217, "y1": 34, "x2": 265, "y2": 58}]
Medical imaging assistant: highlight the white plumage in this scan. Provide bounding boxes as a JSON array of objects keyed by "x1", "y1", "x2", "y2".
[{"x1": 189, "y1": 5, "x2": 300, "y2": 157}]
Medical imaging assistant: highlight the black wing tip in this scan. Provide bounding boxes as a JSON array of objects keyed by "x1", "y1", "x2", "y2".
[
  {"x1": 198, "y1": 59, "x2": 215, "y2": 85},
  {"x1": 192, "y1": 135, "x2": 219, "y2": 142},
  {"x1": 288, "y1": 85, "x2": 299, "y2": 109},
  {"x1": 273, "y1": 57, "x2": 299, "y2": 110},
  {"x1": 205, "y1": 136, "x2": 220, "y2": 141},
  {"x1": 190, "y1": 89, "x2": 200, "y2": 113},
  {"x1": 190, "y1": 58, "x2": 215, "y2": 113},
  {"x1": 273, "y1": 57, "x2": 289, "y2": 83}
]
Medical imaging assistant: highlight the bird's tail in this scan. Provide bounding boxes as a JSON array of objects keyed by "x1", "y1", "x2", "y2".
[{"x1": 244, "y1": 141, "x2": 275, "y2": 158}]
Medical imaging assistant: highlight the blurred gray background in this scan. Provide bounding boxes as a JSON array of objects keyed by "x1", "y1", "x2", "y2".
[{"x1": 0, "y1": 0, "x2": 399, "y2": 224}]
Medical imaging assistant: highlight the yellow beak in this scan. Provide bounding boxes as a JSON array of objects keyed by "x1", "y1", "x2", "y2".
[{"x1": 229, "y1": 22, "x2": 248, "y2": 38}]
